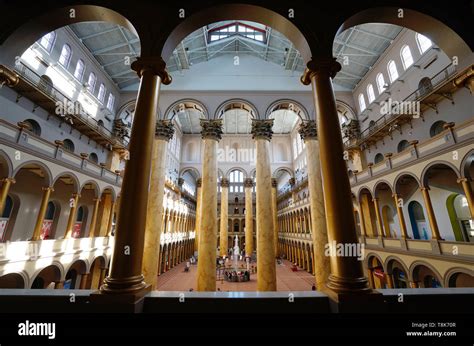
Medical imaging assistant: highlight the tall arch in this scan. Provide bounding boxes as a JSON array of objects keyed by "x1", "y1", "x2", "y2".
[{"x1": 265, "y1": 99, "x2": 310, "y2": 121}]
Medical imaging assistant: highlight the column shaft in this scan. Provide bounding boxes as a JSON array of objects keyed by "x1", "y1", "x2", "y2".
[
  {"x1": 65, "y1": 193, "x2": 80, "y2": 238},
  {"x1": 32, "y1": 187, "x2": 53, "y2": 241},
  {"x1": 244, "y1": 183, "x2": 254, "y2": 257},
  {"x1": 194, "y1": 182, "x2": 202, "y2": 252},
  {"x1": 219, "y1": 181, "x2": 229, "y2": 257},
  {"x1": 101, "y1": 58, "x2": 169, "y2": 295},
  {"x1": 255, "y1": 138, "x2": 277, "y2": 291},
  {"x1": 0, "y1": 178, "x2": 15, "y2": 215},
  {"x1": 420, "y1": 187, "x2": 443, "y2": 240},
  {"x1": 304, "y1": 58, "x2": 368, "y2": 293},
  {"x1": 271, "y1": 181, "x2": 278, "y2": 256},
  {"x1": 88, "y1": 198, "x2": 101, "y2": 238},
  {"x1": 372, "y1": 198, "x2": 386, "y2": 238},
  {"x1": 392, "y1": 194, "x2": 409, "y2": 238},
  {"x1": 142, "y1": 127, "x2": 171, "y2": 289},
  {"x1": 303, "y1": 138, "x2": 330, "y2": 290}
]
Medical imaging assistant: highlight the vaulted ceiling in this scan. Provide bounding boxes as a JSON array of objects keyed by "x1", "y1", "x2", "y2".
[{"x1": 68, "y1": 20, "x2": 402, "y2": 91}]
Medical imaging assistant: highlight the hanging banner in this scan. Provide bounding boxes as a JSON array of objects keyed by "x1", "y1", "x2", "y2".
[
  {"x1": 72, "y1": 222, "x2": 82, "y2": 238},
  {"x1": 40, "y1": 220, "x2": 53, "y2": 239}
]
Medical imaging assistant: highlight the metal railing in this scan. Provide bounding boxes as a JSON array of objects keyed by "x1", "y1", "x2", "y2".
[
  {"x1": 14, "y1": 62, "x2": 125, "y2": 146},
  {"x1": 346, "y1": 64, "x2": 457, "y2": 148}
]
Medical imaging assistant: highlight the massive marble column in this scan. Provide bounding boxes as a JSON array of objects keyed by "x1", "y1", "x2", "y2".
[
  {"x1": 420, "y1": 187, "x2": 443, "y2": 240},
  {"x1": 301, "y1": 58, "x2": 369, "y2": 293},
  {"x1": 271, "y1": 178, "x2": 279, "y2": 256},
  {"x1": 196, "y1": 119, "x2": 223, "y2": 291},
  {"x1": 252, "y1": 119, "x2": 277, "y2": 291},
  {"x1": 0, "y1": 178, "x2": 15, "y2": 215},
  {"x1": 194, "y1": 178, "x2": 202, "y2": 252},
  {"x1": 100, "y1": 57, "x2": 171, "y2": 296},
  {"x1": 298, "y1": 121, "x2": 330, "y2": 290},
  {"x1": 64, "y1": 193, "x2": 80, "y2": 238},
  {"x1": 142, "y1": 120, "x2": 174, "y2": 290},
  {"x1": 32, "y1": 186, "x2": 54, "y2": 241},
  {"x1": 244, "y1": 178, "x2": 254, "y2": 257},
  {"x1": 219, "y1": 178, "x2": 229, "y2": 257}
]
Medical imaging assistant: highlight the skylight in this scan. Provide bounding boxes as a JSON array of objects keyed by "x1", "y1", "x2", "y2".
[{"x1": 208, "y1": 22, "x2": 266, "y2": 43}]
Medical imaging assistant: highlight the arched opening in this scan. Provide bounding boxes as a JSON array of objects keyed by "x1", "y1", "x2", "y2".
[
  {"x1": 374, "y1": 153, "x2": 384, "y2": 164},
  {"x1": 423, "y1": 163, "x2": 462, "y2": 241},
  {"x1": 89, "y1": 152, "x2": 99, "y2": 164},
  {"x1": 358, "y1": 188, "x2": 378, "y2": 237},
  {"x1": 386, "y1": 259, "x2": 409, "y2": 289},
  {"x1": 446, "y1": 194, "x2": 472, "y2": 242},
  {"x1": 412, "y1": 264, "x2": 442, "y2": 288},
  {"x1": 31, "y1": 265, "x2": 61, "y2": 289},
  {"x1": 429, "y1": 121, "x2": 447, "y2": 137},
  {"x1": 408, "y1": 201, "x2": 428, "y2": 240},
  {"x1": 367, "y1": 256, "x2": 385, "y2": 289},
  {"x1": 62, "y1": 139, "x2": 75, "y2": 153},
  {"x1": 448, "y1": 272, "x2": 474, "y2": 288},
  {"x1": 22, "y1": 119, "x2": 42, "y2": 136},
  {"x1": 397, "y1": 140, "x2": 410, "y2": 153},
  {"x1": 0, "y1": 273, "x2": 25, "y2": 288}
]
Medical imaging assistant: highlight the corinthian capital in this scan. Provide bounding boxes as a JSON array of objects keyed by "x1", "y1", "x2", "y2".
[
  {"x1": 298, "y1": 120, "x2": 318, "y2": 141},
  {"x1": 200, "y1": 119, "x2": 223, "y2": 140},
  {"x1": 155, "y1": 120, "x2": 175, "y2": 141},
  {"x1": 251, "y1": 119, "x2": 274, "y2": 141}
]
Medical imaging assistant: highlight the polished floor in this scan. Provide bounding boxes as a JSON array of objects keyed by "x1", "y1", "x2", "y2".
[{"x1": 157, "y1": 259, "x2": 315, "y2": 291}]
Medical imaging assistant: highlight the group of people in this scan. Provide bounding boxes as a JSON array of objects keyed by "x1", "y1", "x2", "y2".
[{"x1": 224, "y1": 270, "x2": 250, "y2": 282}]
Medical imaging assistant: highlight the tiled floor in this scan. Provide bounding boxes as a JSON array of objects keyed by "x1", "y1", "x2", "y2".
[{"x1": 156, "y1": 259, "x2": 316, "y2": 291}]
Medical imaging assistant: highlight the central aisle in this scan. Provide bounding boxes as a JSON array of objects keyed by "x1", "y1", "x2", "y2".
[{"x1": 156, "y1": 259, "x2": 315, "y2": 291}]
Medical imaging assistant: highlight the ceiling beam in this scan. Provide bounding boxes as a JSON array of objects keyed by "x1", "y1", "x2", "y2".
[
  {"x1": 76, "y1": 26, "x2": 119, "y2": 40},
  {"x1": 353, "y1": 27, "x2": 395, "y2": 41},
  {"x1": 92, "y1": 38, "x2": 140, "y2": 54},
  {"x1": 334, "y1": 38, "x2": 379, "y2": 56}
]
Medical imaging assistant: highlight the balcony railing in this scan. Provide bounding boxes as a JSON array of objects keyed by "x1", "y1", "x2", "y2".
[
  {"x1": 345, "y1": 64, "x2": 458, "y2": 149},
  {"x1": 6, "y1": 62, "x2": 126, "y2": 149}
]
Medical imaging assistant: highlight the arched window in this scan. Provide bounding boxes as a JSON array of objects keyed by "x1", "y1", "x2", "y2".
[
  {"x1": 106, "y1": 94, "x2": 115, "y2": 111},
  {"x1": 400, "y1": 45, "x2": 414, "y2": 70},
  {"x1": 39, "y1": 32, "x2": 56, "y2": 52},
  {"x1": 229, "y1": 170, "x2": 244, "y2": 193},
  {"x1": 367, "y1": 84, "x2": 375, "y2": 103},
  {"x1": 89, "y1": 152, "x2": 99, "y2": 163},
  {"x1": 63, "y1": 139, "x2": 75, "y2": 153},
  {"x1": 387, "y1": 60, "x2": 399, "y2": 82},
  {"x1": 397, "y1": 140, "x2": 409, "y2": 153},
  {"x1": 429, "y1": 121, "x2": 446, "y2": 137},
  {"x1": 418, "y1": 77, "x2": 433, "y2": 96},
  {"x1": 73, "y1": 59, "x2": 85, "y2": 81},
  {"x1": 376, "y1": 73, "x2": 386, "y2": 93},
  {"x1": 374, "y1": 153, "x2": 384, "y2": 164},
  {"x1": 416, "y1": 33, "x2": 433, "y2": 54},
  {"x1": 98, "y1": 84, "x2": 106, "y2": 102},
  {"x1": 87, "y1": 72, "x2": 96, "y2": 93},
  {"x1": 76, "y1": 206, "x2": 84, "y2": 222},
  {"x1": 358, "y1": 94, "x2": 366, "y2": 112},
  {"x1": 23, "y1": 119, "x2": 41, "y2": 136},
  {"x1": 58, "y1": 44, "x2": 72, "y2": 67}
]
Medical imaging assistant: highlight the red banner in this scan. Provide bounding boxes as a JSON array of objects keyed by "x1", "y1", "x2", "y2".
[
  {"x1": 40, "y1": 220, "x2": 53, "y2": 240},
  {"x1": 72, "y1": 223, "x2": 82, "y2": 238}
]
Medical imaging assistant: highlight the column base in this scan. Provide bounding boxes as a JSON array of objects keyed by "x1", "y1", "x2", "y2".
[
  {"x1": 100, "y1": 274, "x2": 148, "y2": 295},
  {"x1": 325, "y1": 288, "x2": 385, "y2": 313},
  {"x1": 326, "y1": 273, "x2": 370, "y2": 294},
  {"x1": 89, "y1": 283, "x2": 152, "y2": 313}
]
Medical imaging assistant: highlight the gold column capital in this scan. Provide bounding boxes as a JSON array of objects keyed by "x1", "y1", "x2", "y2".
[
  {"x1": 420, "y1": 186, "x2": 430, "y2": 192},
  {"x1": 200, "y1": 119, "x2": 223, "y2": 141},
  {"x1": 131, "y1": 57, "x2": 172, "y2": 84},
  {"x1": 220, "y1": 178, "x2": 229, "y2": 188},
  {"x1": 0, "y1": 65, "x2": 20, "y2": 87},
  {"x1": 251, "y1": 119, "x2": 274, "y2": 141},
  {"x1": 298, "y1": 120, "x2": 317, "y2": 141},
  {"x1": 155, "y1": 120, "x2": 175, "y2": 141},
  {"x1": 244, "y1": 178, "x2": 254, "y2": 188},
  {"x1": 301, "y1": 57, "x2": 341, "y2": 85},
  {"x1": 457, "y1": 177, "x2": 468, "y2": 184},
  {"x1": 42, "y1": 186, "x2": 54, "y2": 192},
  {"x1": 1, "y1": 177, "x2": 16, "y2": 184}
]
